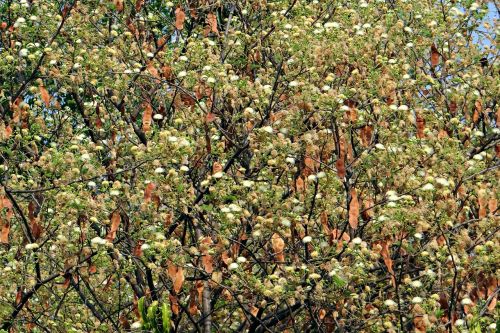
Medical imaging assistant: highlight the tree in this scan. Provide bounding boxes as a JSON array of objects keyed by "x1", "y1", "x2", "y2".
[{"x1": 0, "y1": 0, "x2": 498, "y2": 332}]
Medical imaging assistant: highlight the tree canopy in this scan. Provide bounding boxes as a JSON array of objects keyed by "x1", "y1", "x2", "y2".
[{"x1": 0, "y1": 0, "x2": 498, "y2": 332}]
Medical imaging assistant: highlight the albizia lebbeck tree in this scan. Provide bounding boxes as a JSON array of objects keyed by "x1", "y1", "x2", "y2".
[{"x1": 0, "y1": 0, "x2": 498, "y2": 332}]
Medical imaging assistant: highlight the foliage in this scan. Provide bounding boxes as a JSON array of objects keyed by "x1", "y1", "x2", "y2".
[
  {"x1": 137, "y1": 297, "x2": 170, "y2": 333},
  {"x1": 0, "y1": 0, "x2": 498, "y2": 332}
]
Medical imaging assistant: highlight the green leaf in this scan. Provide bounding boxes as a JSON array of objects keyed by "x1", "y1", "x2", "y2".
[
  {"x1": 148, "y1": 300, "x2": 159, "y2": 331},
  {"x1": 331, "y1": 275, "x2": 347, "y2": 288},
  {"x1": 471, "y1": 323, "x2": 482, "y2": 333},
  {"x1": 200, "y1": 204, "x2": 213, "y2": 212},
  {"x1": 162, "y1": 302, "x2": 171, "y2": 333},
  {"x1": 138, "y1": 297, "x2": 147, "y2": 322}
]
